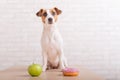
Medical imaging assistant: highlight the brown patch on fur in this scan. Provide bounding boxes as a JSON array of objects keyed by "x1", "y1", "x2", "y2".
[
  {"x1": 36, "y1": 9, "x2": 46, "y2": 23},
  {"x1": 53, "y1": 7, "x2": 62, "y2": 15},
  {"x1": 50, "y1": 9, "x2": 58, "y2": 22},
  {"x1": 36, "y1": 9, "x2": 43, "y2": 17}
]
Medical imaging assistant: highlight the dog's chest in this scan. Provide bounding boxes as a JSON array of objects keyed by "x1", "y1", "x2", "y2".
[
  {"x1": 42, "y1": 31, "x2": 61, "y2": 63},
  {"x1": 42, "y1": 31, "x2": 62, "y2": 53}
]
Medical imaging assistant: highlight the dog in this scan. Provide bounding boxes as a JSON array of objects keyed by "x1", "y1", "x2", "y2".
[{"x1": 36, "y1": 7, "x2": 68, "y2": 71}]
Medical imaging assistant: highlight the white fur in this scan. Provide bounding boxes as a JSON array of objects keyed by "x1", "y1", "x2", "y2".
[{"x1": 41, "y1": 10, "x2": 68, "y2": 71}]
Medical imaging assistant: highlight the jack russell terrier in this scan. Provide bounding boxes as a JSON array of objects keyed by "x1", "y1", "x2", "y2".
[{"x1": 36, "y1": 7, "x2": 68, "y2": 71}]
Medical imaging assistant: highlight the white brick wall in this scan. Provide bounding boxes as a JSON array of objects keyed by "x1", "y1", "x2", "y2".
[{"x1": 0, "y1": 0, "x2": 120, "y2": 79}]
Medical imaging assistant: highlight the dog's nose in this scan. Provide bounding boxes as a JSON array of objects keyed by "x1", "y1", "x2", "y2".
[{"x1": 48, "y1": 18, "x2": 53, "y2": 22}]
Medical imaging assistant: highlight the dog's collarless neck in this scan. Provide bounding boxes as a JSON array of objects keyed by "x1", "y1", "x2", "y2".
[{"x1": 43, "y1": 24, "x2": 57, "y2": 32}]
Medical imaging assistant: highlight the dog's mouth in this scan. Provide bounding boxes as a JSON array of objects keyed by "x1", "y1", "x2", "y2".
[{"x1": 48, "y1": 21, "x2": 53, "y2": 24}]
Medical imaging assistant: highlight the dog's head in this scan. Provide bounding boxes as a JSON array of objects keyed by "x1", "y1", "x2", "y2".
[{"x1": 36, "y1": 7, "x2": 62, "y2": 25}]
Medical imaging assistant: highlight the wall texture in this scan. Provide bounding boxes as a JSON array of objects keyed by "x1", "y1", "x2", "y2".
[{"x1": 0, "y1": 0, "x2": 120, "y2": 80}]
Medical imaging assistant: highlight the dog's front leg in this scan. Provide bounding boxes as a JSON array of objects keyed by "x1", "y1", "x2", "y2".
[
  {"x1": 42, "y1": 51, "x2": 47, "y2": 72},
  {"x1": 58, "y1": 49, "x2": 66, "y2": 69}
]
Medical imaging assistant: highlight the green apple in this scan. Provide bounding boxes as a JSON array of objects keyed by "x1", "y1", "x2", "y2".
[{"x1": 28, "y1": 63, "x2": 42, "y2": 77}]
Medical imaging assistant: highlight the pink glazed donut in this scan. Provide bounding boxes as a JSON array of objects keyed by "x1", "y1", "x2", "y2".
[{"x1": 62, "y1": 68, "x2": 79, "y2": 76}]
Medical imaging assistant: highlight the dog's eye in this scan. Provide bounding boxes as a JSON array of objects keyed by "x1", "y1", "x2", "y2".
[
  {"x1": 43, "y1": 12, "x2": 47, "y2": 17},
  {"x1": 52, "y1": 12, "x2": 55, "y2": 16}
]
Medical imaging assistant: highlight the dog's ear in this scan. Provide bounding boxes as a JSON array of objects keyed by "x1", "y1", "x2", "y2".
[
  {"x1": 54, "y1": 7, "x2": 62, "y2": 15},
  {"x1": 36, "y1": 9, "x2": 44, "y2": 17}
]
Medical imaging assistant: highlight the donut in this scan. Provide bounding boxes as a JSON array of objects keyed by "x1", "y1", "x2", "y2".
[{"x1": 62, "y1": 68, "x2": 79, "y2": 76}]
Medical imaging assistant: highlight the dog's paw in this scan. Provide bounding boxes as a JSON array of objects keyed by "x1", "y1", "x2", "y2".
[
  {"x1": 42, "y1": 66, "x2": 47, "y2": 72},
  {"x1": 42, "y1": 67, "x2": 46, "y2": 72},
  {"x1": 42, "y1": 69, "x2": 46, "y2": 72}
]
